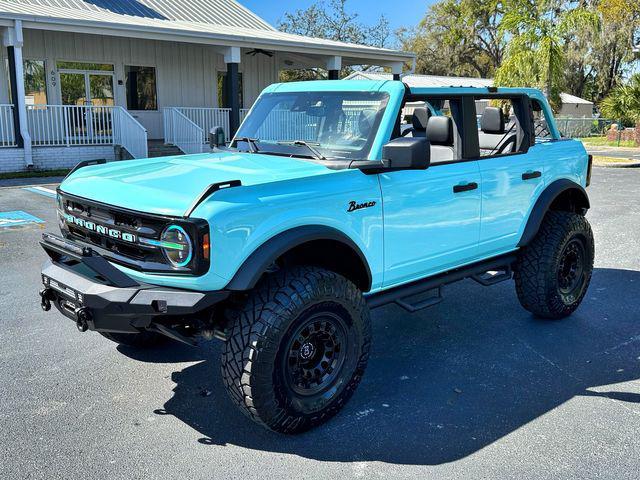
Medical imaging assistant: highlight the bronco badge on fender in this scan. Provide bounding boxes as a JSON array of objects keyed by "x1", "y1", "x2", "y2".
[{"x1": 347, "y1": 200, "x2": 376, "y2": 212}]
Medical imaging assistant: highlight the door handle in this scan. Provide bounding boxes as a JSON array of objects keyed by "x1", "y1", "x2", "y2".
[
  {"x1": 453, "y1": 182, "x2": 478, "y2": 193},
  {"x1": 522, "y1": 170, "x2": 542, "y2": 181}
]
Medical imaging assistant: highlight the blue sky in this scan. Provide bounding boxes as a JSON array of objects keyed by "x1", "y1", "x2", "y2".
[{"x1": 240, "y1": 0, "x2": 433, "y2": 32}]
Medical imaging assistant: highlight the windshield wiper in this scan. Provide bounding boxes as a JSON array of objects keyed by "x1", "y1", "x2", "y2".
[
  {"x1": 234, "y1": 136, "x2": 260, "y2": 153},
  {"x1": 277, "y1": 140, "x2": 327, "y2": 160}
]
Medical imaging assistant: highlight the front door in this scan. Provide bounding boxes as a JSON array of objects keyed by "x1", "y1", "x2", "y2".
[
  {"x1": 59, "y1": 69, "x2": 115, "y2": 140},
  {"x1": 59, "y1": 71, "x2": 115, "y2": 107},
  {"x1": 379, "y1": 161, "x2": 482, "y2": 288}
]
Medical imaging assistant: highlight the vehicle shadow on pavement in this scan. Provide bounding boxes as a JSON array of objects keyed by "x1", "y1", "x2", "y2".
[{"x1": 120, "y1": 267, "x2": 640, "y2": 466}]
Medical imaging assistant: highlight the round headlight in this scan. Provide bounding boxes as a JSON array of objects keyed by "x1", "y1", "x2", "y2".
[{"x1": 161, "y1": 225, "x2": 193, "y2": 267}]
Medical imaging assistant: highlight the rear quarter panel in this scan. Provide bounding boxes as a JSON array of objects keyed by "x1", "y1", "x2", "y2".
[{"x1": 540, "y1": 139, "x2": 589, "y2": 188}]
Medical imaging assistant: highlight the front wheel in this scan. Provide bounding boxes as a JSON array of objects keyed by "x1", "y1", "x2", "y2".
[
  {"x1": 514, "y1": 211, "x2": 594, "y2": 319},
  {"x1": 221, "y1": 266, "x2": 371, "y2": 434}
]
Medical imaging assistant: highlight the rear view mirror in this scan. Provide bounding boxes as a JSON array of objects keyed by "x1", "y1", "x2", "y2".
[
  {"x1": 209, "y1": 126, "x2": 226, "y2": 149},
  {"x1": 382, "y1": 137, "x2": 430, "y2": 170},
  {"x1": 304, "y1": 105, "x2": 326, "y2": 117}
]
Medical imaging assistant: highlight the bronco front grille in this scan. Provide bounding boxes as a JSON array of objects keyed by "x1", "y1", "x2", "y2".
[{"x1": 56, "y1": 191, "x2": 209, "y2": 275}]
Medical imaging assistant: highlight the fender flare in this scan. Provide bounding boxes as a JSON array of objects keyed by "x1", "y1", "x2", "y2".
[
  {"x1": 517, "y1": 179, "x2": 590, "y2": 247},
  {"x1": 225, "y1": 225, "x2": 372, "y2": 291}
]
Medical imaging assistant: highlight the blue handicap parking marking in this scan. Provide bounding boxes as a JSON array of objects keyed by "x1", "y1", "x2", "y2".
[{"x1": 0, "y1": 211, "x2": 45, "y2": 228}]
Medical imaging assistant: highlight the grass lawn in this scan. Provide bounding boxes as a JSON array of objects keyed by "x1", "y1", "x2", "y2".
[
  {"x1": 579, "y1": 136, "x2": 637, "y2": 148},
  {"x1": 0, "y1": 168, "x2": 71, "y2": 180},
  {"x1": 592, "y1": 155, "x2": 639, "y2": 166}
]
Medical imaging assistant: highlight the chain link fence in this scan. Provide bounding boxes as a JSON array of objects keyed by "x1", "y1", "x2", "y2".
[{"x1": 555, "y1": 117, "x2": 613, "y2": 138}]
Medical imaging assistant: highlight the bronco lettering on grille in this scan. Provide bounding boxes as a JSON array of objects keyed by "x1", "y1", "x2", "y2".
[{"x1": 63, "y1": 213, "x2": 137, "y2": 243}]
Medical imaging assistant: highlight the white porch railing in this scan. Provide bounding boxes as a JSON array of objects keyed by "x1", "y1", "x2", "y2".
[
  {"x1": 164, "y1": 107, "x2": 232, "y2": 145},
  {"x1": 113, "y1": 108, "x2": 149, "y2": 159},
  {"x1": 164, "y1": 108, "x2": 203, "y2": 155},
  {"x1": 21, "y1": 105, "x2": 148, "y2": 158},
  {"x1": 0, "y1": 104, "x2": 16, "y2": 147}
]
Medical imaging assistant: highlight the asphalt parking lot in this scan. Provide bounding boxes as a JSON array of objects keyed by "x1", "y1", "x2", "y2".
[{"x1": 1, "y1": 167, "x2": 639, "y2": 480}]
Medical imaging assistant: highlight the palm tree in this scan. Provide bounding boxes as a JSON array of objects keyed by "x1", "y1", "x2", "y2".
[
  {"x1": 495, "y1": 0, "x2": 599, "y2": 108},
  {"x1": 599, "y1": 74, "x2": 640, "y2": 125}
]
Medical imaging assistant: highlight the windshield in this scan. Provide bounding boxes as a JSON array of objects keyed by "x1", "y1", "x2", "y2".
[{"x1": 234, "y1": 91, "x2": 390, "y2": 160}]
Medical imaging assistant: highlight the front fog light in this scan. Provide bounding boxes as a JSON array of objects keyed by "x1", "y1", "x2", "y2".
[{"x1": 161, "y1": 225, "x2": 193, "y2": 267}]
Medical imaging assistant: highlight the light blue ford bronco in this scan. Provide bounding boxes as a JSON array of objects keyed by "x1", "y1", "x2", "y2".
[{"x1": 39, "y1": 80, "x2": 594, "y2": 433}]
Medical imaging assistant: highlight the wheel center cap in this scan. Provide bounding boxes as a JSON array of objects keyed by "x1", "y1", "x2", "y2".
[{"x1": 299, "y1": 342, "x2": 316, "y2": 360}]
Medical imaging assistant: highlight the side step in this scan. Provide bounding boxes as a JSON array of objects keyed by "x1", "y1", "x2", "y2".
[
  {"x1": 366, "y1": 253, "x2": 516, "y2": 312},
  {"x1": 395, "y1": 287, "x2": 443, "y2": 313}
]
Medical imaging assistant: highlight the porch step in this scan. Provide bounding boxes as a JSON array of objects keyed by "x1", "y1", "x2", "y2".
[{"x1": 147, "y1": 141, "x2": 183, "y2": 158}]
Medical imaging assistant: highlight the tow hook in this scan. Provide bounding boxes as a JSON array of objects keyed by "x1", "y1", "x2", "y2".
[
  {"x1": 40, "y1": 288, "x2": 54, "y2": 312},
  {"x1": 75, "y1": 307, "x2": 92, "y2": 333}
]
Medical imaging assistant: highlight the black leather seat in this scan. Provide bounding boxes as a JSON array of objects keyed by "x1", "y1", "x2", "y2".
[
  {"x1": 404, "y1": 107, "x2": 430, "y2": 137},
  {"x1": 426, "y1": 116, "x2": 455, "y2": 163},
  {"x1": 478, "y1": 107, "x2": 517, "y2": 155}
]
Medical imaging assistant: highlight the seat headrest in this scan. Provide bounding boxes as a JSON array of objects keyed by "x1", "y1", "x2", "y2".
[
  {"x1": 426, "y1": 116, "x2": 453, "y2": 146},
  {"x1": 412, "y1": 107, "x2": 430, "y2": 131},
  {"x1": 480, "y1": 107, "x2": 505, "y2": 134}
]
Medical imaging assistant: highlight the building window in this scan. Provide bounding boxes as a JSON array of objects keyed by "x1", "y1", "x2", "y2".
[
  {"x1": 4, "y1": 59, "x2": 48, "y2": 104},
  {"x1": 24, "y1": 60, "x2": 47, "y2": 105},
  {"x1": 125, "y1": 66, "x2": 157, "y2": 111},
  {"x1": 217, "y1": 72, "x2": 243, "y2": 108}
]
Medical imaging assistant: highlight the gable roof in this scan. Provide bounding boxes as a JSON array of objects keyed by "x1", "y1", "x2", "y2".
[
  {"x1": 559, "y1": 93, "x2": 593, "y2": 105},
  {"x1": 0, "y1": 1, "x2": 414, "y2": 65},
  {"x1": 10, "y1": 0, "x2": 274, "y2": 31}
]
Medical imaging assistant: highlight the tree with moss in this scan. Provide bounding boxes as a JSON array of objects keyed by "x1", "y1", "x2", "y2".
[
  {"x1": 278, "y1": 0, "x2": 391, "y2": 81},
  {"x1": 399, "y1": 0, "x2": 505, "y2": 78}
]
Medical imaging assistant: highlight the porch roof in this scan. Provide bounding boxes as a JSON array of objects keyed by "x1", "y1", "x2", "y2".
[{"x1": 0, "y1": 1, "x2": 414, "y2": 66}]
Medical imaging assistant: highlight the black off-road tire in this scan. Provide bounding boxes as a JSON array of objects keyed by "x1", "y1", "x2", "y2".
[
  {"x1": 514, "y1": 211, "x2": 594, "y2": 319},
  {"x1": 221, "y1": 266, "x2": 371, "y2": 434},
  {"x1": 100, "y1": 331, "x2": 167, "y2": 348}
]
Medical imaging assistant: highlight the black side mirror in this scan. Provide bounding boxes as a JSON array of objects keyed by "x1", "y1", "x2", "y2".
[
  {"x1": 209, "y1": 126, "x2": 226, "y2": 149},
  {"x1": 382, "y1": 137, "x2": 430, "y2": 170}
]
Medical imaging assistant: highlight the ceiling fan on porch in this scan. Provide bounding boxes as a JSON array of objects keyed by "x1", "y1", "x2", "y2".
[{"x1": 245, "y1": 49, "x2": 274, "y2": 58}]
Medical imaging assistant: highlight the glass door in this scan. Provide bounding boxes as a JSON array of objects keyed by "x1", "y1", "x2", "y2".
[
  {"x1": 88, "y1": 74, "x2": 115, "y2": 139},
  {"x1": 60, "y1": 72, "x2": 90, "y2": 140},
  {"x1": 59, "y1": 72, "x2": 88, "y2": 106},
  {"x1": 59, "y1": 69, "x2": 114, "y2": 142}
]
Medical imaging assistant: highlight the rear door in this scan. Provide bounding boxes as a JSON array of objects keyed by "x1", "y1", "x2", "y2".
[{"x1": 474, "y1": 95, "x2": 546, "y2": 256}]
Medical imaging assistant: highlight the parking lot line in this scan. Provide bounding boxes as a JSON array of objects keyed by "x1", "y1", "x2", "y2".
[{"x1": 23, "y1": 186, "x2": 57, "y2": 199}]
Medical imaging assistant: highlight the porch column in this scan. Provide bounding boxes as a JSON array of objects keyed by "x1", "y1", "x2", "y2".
[
  {"x1": 3, "y1": 21, "x2": 32, "y2": 167},
  {"x1": 326, "y1": 56, "x2": 342, "y2": 80},
  {"x1": 391, "y1": 62, "x2": 404, "y2": 81},
  {"x1": 224, "y1": 47, "x2": 241, "y2": 137}
]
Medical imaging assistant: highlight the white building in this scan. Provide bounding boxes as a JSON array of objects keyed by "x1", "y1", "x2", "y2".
[{"x1": 0, "y1": 0, "x2": 413, "y2": 173}]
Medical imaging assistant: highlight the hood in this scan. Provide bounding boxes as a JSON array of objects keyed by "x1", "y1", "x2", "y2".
[{"x1": 60, "y1": 152, "x2": 336, "y2": 217}]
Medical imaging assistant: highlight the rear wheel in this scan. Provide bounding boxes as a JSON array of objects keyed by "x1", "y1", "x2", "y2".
[
  {"x1": 514, "y1": 211, "x2": 594, "y2": 319},
  {"x1": 100, "y1": 331, "x2": 166, "y2": 348},
  {"x1": 221, "y1": 266, "x2": 371, "y2": 434}
]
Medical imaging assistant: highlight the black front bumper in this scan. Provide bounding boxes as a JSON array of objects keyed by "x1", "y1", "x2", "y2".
[{"x1": 39, "y1": 233, "x2": 229, "y2": 334}]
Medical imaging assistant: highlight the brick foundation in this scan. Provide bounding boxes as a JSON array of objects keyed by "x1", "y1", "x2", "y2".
[{"x1": 0, "y1": 145, "x2": 116, "y2": 173}]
